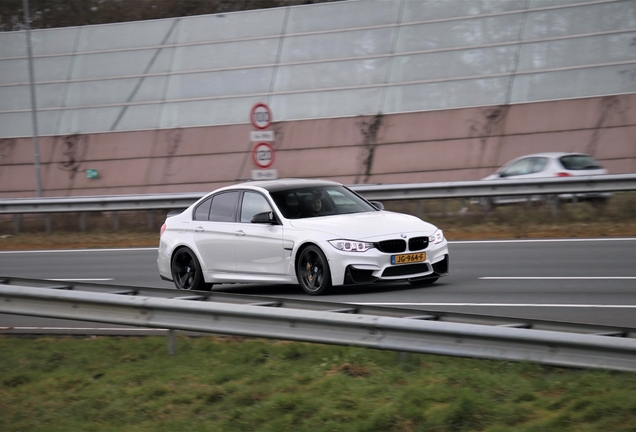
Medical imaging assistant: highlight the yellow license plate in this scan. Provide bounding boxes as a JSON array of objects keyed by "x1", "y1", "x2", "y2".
[{"x1": 391, "y1": 252, "x2": 426, "y2": 265}]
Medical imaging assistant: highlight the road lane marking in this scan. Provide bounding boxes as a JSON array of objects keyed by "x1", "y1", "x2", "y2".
[
  {"x1": 0, "y1": 327, "x2": 166, "y2": 332},
  {"x1": 0, "y1": 248, "x2": 157, "y2": 254},
  {"x1": 353, "y1": 303, "x2": 636, "y2": 308},
  {"x1": 480, "y1": 276, "x2": 636, "y2": 280},
  {"x1": 48, "y1": 278, "x2": 114, "y2": 282},
  {"x1": 451, "y1": 238, "x2": 636, "y2": 244},
  {"x1": 0, "y1": 237, "x2": 634, "y2": 254}
]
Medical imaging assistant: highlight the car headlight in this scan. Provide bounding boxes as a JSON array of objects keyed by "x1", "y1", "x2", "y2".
[
  {"x1": 328, "y1": 240, "x2": 374, "y2": 252},
  {"x1": 429, "y1": 229, "x2": 445, "y2": 244}
]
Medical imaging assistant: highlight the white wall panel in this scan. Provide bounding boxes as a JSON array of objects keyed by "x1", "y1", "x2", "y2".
[
  {"x1": 385, "y1": 77, "x2": 510, "y2": 112},
  {"x1": 0, "y1": 0, "x2": 634, "y2": 138},
  {"x1": 177, "y1": 9, "x2": 285, "y2": 43},
  {"x1": 275, "y1": 58, "x2": 389, "y2": 92}
]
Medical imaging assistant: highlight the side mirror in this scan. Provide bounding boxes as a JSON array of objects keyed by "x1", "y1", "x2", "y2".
[
  {"x1": 370, "y1": 201, "x2": 384, "y2": 210},
  {"x1": 251, "y1": 211, "x2": 276, "y2": 224}
]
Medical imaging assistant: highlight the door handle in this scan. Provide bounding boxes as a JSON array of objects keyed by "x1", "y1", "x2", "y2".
[
  {"x1": 194, "y1": 226, "x2": 204, "y2": 232},
  {"x1": 235, "y1": 230, "x2": 246, "y2": 236}
]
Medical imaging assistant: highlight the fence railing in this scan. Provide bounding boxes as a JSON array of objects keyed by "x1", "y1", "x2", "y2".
[
  {"x1": 1, "y1": 174, "x2": 635, "y2": 231},
  {"x1": 1, "y1": 282, "x2": 636, "y2": 372},
  {"x1": 350, "y1": 174, "x2": 636, "y2": 200}
]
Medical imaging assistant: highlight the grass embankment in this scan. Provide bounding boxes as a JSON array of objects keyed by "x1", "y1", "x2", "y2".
[
  {"x1": 2, "y1": 336, "x2": 636, "y2": 432},
  {"x1": 2, "y1": 195, "x2": 635, "y2": 430}
]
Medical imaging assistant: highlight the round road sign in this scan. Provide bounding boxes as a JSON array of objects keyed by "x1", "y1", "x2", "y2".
[
  {"x1": 252, "y1": 142, "x2": 275, "y2": 169},
  {"x1": 250, "y1": 103, "x2": 272, "y2": 130}
]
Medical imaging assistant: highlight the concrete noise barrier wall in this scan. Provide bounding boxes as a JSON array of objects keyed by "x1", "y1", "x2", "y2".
[{"x1": 1, "y1": 94, "x2": 635, "y2": 198}]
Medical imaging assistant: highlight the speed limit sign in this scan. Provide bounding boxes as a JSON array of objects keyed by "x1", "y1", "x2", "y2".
[
  {"x1": 250, "y1": 103, "x2": 272, "y2": 130},
  {"x1": 252, "y1": 142, "x2": 275, "y2": 169}
]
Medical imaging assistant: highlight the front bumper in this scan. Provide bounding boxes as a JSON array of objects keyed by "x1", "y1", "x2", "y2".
[{"x1": 324, "y1": 240, "x2": 449, "y2": 286}]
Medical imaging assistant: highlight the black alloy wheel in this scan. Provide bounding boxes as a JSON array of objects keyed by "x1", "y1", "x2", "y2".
[
  {"x1": 171, "y1": 248, "x2": 212, "y2": 291},
  {"x1": 297, "y1": 245, "x2": 332, "y2": 295}
]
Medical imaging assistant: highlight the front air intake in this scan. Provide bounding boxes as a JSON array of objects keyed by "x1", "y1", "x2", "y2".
[{"x1": 382, "y1": 263, "x2": 429, "y2": 277}]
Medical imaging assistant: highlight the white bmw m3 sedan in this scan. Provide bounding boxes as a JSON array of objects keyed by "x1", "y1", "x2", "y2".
[{"x1": 158, "y1": 179, "x2": 449, "y2": 295}]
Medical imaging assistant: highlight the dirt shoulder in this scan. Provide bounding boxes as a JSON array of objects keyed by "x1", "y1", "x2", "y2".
[
  {"x1": 1, "y1": 195, "x2": 635, "y2": 250},
  {"x1": 0, "y1": 220, "x2": 634, "y2": 251}
]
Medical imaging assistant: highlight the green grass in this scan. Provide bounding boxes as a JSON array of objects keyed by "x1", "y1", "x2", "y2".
[{"x1": 2, "y1": 335, "x2": 636, "y2": 431}]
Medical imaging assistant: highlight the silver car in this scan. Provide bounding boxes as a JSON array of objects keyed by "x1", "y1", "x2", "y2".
[{"x1": 480, "y1": 152, "x2": 610, "y2": 206}]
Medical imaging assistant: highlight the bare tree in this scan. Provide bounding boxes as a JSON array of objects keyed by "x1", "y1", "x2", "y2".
[{"x1": 1, "y1": 0, "x2": 336, "y2": 32}]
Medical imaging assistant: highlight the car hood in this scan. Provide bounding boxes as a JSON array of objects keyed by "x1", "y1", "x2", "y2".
[{"x1": 287, "y1": 211, "x2": 437, "y2": 240}]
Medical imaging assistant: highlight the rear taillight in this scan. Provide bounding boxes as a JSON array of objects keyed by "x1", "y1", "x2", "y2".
[
  {"x1": 556, "y1": 172, "x2": 571, "y2": 177},
  {"x1": 160, "y1": 223, "x2": 166, "y2": 237}
]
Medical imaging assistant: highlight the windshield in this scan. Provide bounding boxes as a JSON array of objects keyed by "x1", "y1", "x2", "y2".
[
  {"x1": 499, "y1": 157, "x2": 548, "y2": 177},
  {"x1": 559, "y1": 155, "x2": 602, "y2": 170},
  {"x1": 269, "y1": 185, "x2": 377, "y2": 219}
]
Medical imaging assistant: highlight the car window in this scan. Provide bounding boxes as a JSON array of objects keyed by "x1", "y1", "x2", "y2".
[
  {"x1": 208, "y1": 192, "x2": 239, "y2": 222},
  {"x1": 193, "y1": 197, "x2": 212, "y2": 221},
  {"x1": 327, "y1": 189, "x2": 355, "y2": 206},
  {"x1": 559, "y1": 155, "x2": 602, "y2": 170},
  {"x1": 500, "y1": 157, "x2": 547, "y2": 177},
  {"x1": 240, "y1": 191, "x2": 272, "y2": 223},
  {"x1": 270, "y1": 185, "x2": 376, "y2": 219}
]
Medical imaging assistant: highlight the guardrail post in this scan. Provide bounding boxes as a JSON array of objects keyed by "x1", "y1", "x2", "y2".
[
  {"x1": 44, "y1": 215, "x2": 51, "y2": 233},
  {"x1": 13, "y1": 214, "x2": 21, "y2": 233},
  {"x1": 113, "y1": 212, "x2": 120, "y2": 231},
  {"x1": 168, "y1": 329, "x2": 176, "y2": 356},
  {"x1": 550, "y1": 195, "x2": 559, "y2": 217},
  {"x1": 79, "y1": 212, "x2": 86, "y2": 232},
  {"x1": 147, "y1": 210, "x2": 154, "y2": 230}
]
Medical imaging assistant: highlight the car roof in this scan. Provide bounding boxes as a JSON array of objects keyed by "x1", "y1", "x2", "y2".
[
  {"x1": 511, "y1": 152, "x2": 589, "y2": 159},
  {"x1": 225, "y1": 178, "x2": 342, "y2": 193}
]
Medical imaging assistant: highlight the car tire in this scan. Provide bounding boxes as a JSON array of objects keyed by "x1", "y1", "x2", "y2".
[
  {"x1": 296, "y1": 245, "x2": 332, "y2": 295},
  {"x1": 408, "y1": 277, "x2": 439, "y2": 287},
  {"x1": 171, "y1": 247, "x2": 213, "y2": 291}
]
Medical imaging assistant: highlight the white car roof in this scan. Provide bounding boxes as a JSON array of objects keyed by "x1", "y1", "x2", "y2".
[
  {"x1": 219, "y1": 178, "x2": 342, "y2": 194},
  {"x1": 510, "y1": 152, "x2": 587, "y2": 159}
]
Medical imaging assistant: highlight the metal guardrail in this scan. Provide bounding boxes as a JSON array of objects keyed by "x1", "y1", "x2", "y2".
[
  {"x1": 0, "y1": 192, "x2": 204, "y2": 214},
  {"x1": 2, "y1": 276, "x2": 633, "y2": 337},
  {"x1": 351, "y1": 174, "x2": 636, "y2": 201},
  {"x1": 0, "y1": 174, "x2": 635, "y2": 215},
  {"x1": 1, "y1": 278, "x2": 635, "y2": 371}
]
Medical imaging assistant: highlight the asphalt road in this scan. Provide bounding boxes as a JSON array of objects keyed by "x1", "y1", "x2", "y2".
[{"x1": 1, "y1": 238, "x2": 635, "y2": 329}]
